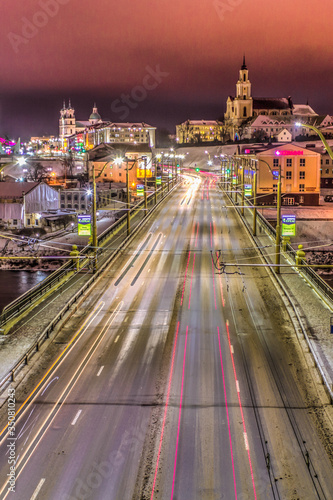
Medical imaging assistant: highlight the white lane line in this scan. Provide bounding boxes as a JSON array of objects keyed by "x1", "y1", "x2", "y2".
[
  {"x1": 243, "y1": 432, "x2": 249, "y2": 451},
  {"x1": 230, "y1": 345, "x2": 234, "y2": 354},
  {"x1": 124, "y1": 317, "x2": 128, "y2": 323},
  {"x1": 236, "y1": 381, "x2": 240, "y2": 393},
  {"x1": 30, "y1": 478, "x2": 45, "y2": 500},
  {"x1": 114, "y1": 335, "x2": 120, "y2": 343},
  {"x1": 71, "y1": 410, "x2": 82, "y2": 426},
  {"x1": 97, "y1": 366, "x2": 104, "y2": 377}
]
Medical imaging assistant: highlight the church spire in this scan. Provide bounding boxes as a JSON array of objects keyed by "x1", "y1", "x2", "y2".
[{"x1": 241, "y1": 54, "x2": 247, "y2": 70}]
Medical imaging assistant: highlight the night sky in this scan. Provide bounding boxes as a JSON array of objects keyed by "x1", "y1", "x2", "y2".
[{"x1": 1, "y1": 0, "x2": 333, "y2": 140}]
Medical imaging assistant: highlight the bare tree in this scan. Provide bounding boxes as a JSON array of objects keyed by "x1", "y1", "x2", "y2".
[
  {"x1": 62, "y1": 151, "x2": 75, "y2": 178},
  {"x1": 26, "y1": 162, "x2": 48, "y2": 181}
]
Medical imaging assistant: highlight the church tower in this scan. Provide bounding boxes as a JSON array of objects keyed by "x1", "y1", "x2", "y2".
[
  {"x1": 233, "y1": 56, "x2": 253, "y2": 121},
  {"x1": 224, "y1": 56, "x2": 253, "y2": 140},
  {"x1": 59, "y1": 100, "x2": 76, "y2": 140}
]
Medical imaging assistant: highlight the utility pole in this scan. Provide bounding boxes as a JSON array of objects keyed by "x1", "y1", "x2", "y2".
[
  {"x1": 92, "y1": 165, "x2": 98, "y2": 273},
  {"x1": 253, "y1": 162, "x2": 257, "y2": 236},
  {"x1": 275, "y1": 165, "x2": 282, "y2": 273},
  {"x1": 144, "y1": 156, "x2": 148, "y2": 214}
]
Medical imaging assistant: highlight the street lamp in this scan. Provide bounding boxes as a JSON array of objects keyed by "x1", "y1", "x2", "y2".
[{"x1": 296, "y1": 122, "x2": 333, "y2": 160}]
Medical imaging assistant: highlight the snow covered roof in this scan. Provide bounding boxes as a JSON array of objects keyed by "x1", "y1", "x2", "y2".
[
  {"x1": 247, "y1": 115, "x2": 294, "y2": 127},
  {"x1": 253, "y1": 97, "x2": 292, "y2": 111},
  {"x1": 0, "y1": 182, "x2": 39, "y2": 198},
  {"x1": 293, "y1": 104, "x2": 318, "y2": 116}
]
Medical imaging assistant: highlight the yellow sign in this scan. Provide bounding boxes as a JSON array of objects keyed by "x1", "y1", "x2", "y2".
[{"x1": 137, "y1": 168, "x2": 152, "y2": 178}]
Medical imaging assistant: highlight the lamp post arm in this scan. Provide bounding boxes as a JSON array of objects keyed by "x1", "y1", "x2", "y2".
[{"x1": 298, "y1": 123, "x2": 333, "y2": 160}]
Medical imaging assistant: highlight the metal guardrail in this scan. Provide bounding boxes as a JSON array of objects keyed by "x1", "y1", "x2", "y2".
[
  {"x1": 223, "y1": 185, "x2": 333, "y2": 402},
  {"x1": 0, "y1": 182, "x2": 179, "y2": 392},
  {"x1": 0, "y1": 183, "x2": 169, "y2": 328}
]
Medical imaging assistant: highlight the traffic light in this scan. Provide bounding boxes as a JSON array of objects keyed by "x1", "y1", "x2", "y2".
[{"x1": 195, "y1": 168, "x2": 200, "y2": 172}]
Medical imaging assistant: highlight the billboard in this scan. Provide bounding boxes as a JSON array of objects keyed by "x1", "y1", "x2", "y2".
[
  {"x1": 136, "y1": 184, "x2": 144, "y2": 196},
  {"x1": 78, "y1": 215, "x2": 92, "y2": 236},
  {"x1": 244, "y1": 184, "x2": 252, "y2": 197},
  {"x1": 282, "y1": 215, "x2": 296, "y2": 236}
]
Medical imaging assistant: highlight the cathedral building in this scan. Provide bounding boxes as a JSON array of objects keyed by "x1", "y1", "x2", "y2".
[{"x1": 224, "y1": 58, "x2": 318, "y2": 141}]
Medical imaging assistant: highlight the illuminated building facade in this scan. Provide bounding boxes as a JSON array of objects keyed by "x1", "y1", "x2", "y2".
[
  {"x1": 176, "y1": 120, "x2": 224, "y2": 144},
  {"x1": 241, "y1": 143, "x2": 320, "y2": 206}
]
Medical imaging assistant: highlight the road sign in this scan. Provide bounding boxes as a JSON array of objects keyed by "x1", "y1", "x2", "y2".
[
  {"x1": 78, "y1": 215, "x2": 91, "y2": 236},
  {"x1": 244, "y1": 184, "x2": 252, "y2": 196},
  {"x1": 136, "y1": 184, "x2": 144, "y2": 196},
  {"x1": 282, "y1": 215, "x2": 296, "y2": 236}
]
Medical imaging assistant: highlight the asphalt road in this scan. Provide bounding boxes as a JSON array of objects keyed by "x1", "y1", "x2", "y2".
[{"x1": 0, "y1": 175, "x2": 332, "y2": 500}]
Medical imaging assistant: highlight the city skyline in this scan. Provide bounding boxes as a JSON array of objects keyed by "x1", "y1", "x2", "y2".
[{"x1": 1, "y1": 0, "x2": 333, "y2": 139}]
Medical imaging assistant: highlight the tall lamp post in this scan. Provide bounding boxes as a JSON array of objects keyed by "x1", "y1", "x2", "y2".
[
  {"x1": 258, "y1": 157, "x2": 282, "y2": 274},
  {"x1": 115, "y1": 156, "x2": 136, "y2": 236}
]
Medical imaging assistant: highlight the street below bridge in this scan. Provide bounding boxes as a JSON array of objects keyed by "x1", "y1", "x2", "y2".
[{"x1": 0, "y1": 175, "x2": 332, "y2": 500}]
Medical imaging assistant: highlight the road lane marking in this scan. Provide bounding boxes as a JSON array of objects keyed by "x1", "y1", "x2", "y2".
[
  {"x1": 217, "y1": 326, "x2": 237, "y2": 498},
  {"x1": 97, "y1": 366, "x2": 104, "y2": 377},
  {"x1": 244, "y1": 432, "x2": 249, "y2": 451},
  {"x1": 71, "y1": 410, "x2": 82, "y2": 426},
  {"x1": 0, "y1": 300, "x2": 105, "y2": 439},
  {"x1": 151, "y1": 322, "x2": 180, "y2": 500},
  {"x1": 226, "y1": 320, "x2": 257, "y2": 499},
  {"x1": 0, "y1": 301, "x2": 123, "y2": 498},
  {"x1": 30, "y1": 478, "x2": 45, "y2": 500},
  {"x1": 171, "y1": 326, "x2": 189, "y2": 500},
  {"x1": 114, "y1": 335, "x2": 120, "y2": 343},
  {"x1": 230, "y1": 345, "x2": 234, "y2": 353},
  {"x1": 236, "y1": 381, "x2": 240, "y2": 393}
]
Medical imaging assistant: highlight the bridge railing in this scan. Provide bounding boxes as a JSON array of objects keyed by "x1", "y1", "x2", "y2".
[
  {"x1": 0, "y1": 182, "x2": 172, "y2": 328},
  {"x1": 0, "y1": 181, "x2": 179, "y2": 392}
]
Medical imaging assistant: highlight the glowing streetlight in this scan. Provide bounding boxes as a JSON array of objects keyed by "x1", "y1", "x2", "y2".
[{"x1": 295, "y1": 122, "x2": 333, "y2": 160}]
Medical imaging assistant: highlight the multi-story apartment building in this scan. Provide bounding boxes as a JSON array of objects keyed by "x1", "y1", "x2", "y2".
[{"x1": 240, "y1": 143, "x2": 320, "y2": 205}]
